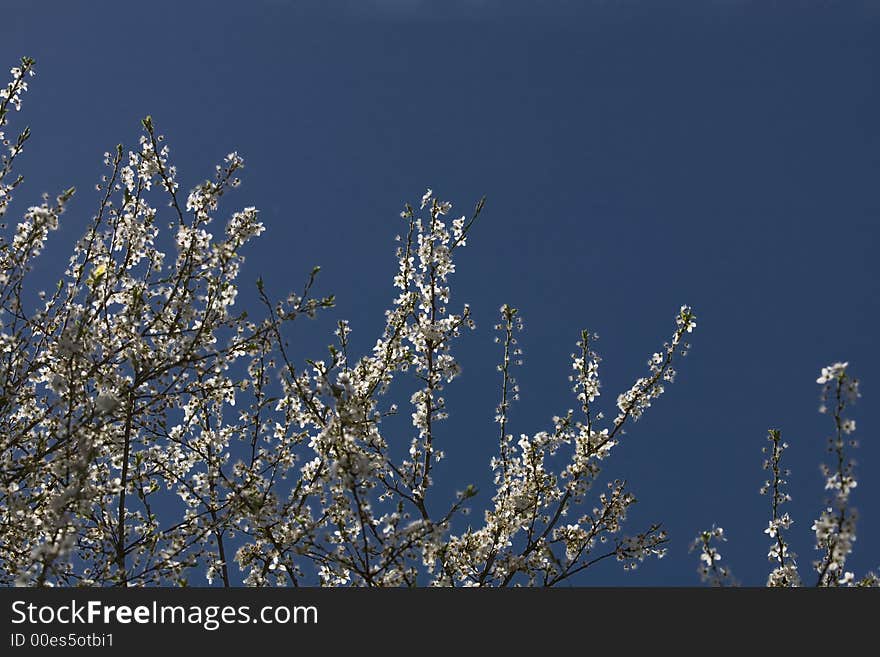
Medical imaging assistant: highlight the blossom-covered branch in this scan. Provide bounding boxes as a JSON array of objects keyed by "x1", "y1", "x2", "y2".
[{"x1": 1, "y1": 58, "x2": 697, "y2": 587}]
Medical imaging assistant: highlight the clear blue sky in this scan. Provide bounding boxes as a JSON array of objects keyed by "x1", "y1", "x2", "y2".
[{"x1": 4, "y1": 0, "x2": 879, "y2": 585}]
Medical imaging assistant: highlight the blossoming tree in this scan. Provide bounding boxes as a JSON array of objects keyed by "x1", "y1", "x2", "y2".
[
  {"x1": 0, "y1": 58, "x2": 873, "y2": 587},
  {"x1": 0, "y1": 56, "x2": 698, "y2": 587}
]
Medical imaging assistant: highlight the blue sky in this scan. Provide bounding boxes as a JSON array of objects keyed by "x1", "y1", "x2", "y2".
[{"x1": 4, "y1": 0, "x2": 879, "y2": 585}]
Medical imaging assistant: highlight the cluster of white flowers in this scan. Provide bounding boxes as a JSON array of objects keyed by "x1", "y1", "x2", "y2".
[
  {"x1": 13, "y1": 57, "x2": 875, "y2": 589},
  {"x1": 613, "y1": 306, "x2": 694, "y2": 426},
  {"x1": 429, "y1": 295, "x2": 690, "y2": 585},
  {"x1": 812, "y1": 362, "x2": 863, "y2": 586},
  {"x1": 690, "y1": 525, "x2": 735, "y2": 586},
  {"x1": 0, "y1": 58, "x2": 35, "y2": 217},
  {"x1": 0, "y1": 60, "x2": 339, "y2": 586},
  {"x1": 0, "y1": 60, "x2": 696, "y2": 586},
  {"x1": 759, "y1": 429, "x2": 800, "y2": 587},
  {"x1": 0, "y1": 48, "x2": 717, "y2": 588}
]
